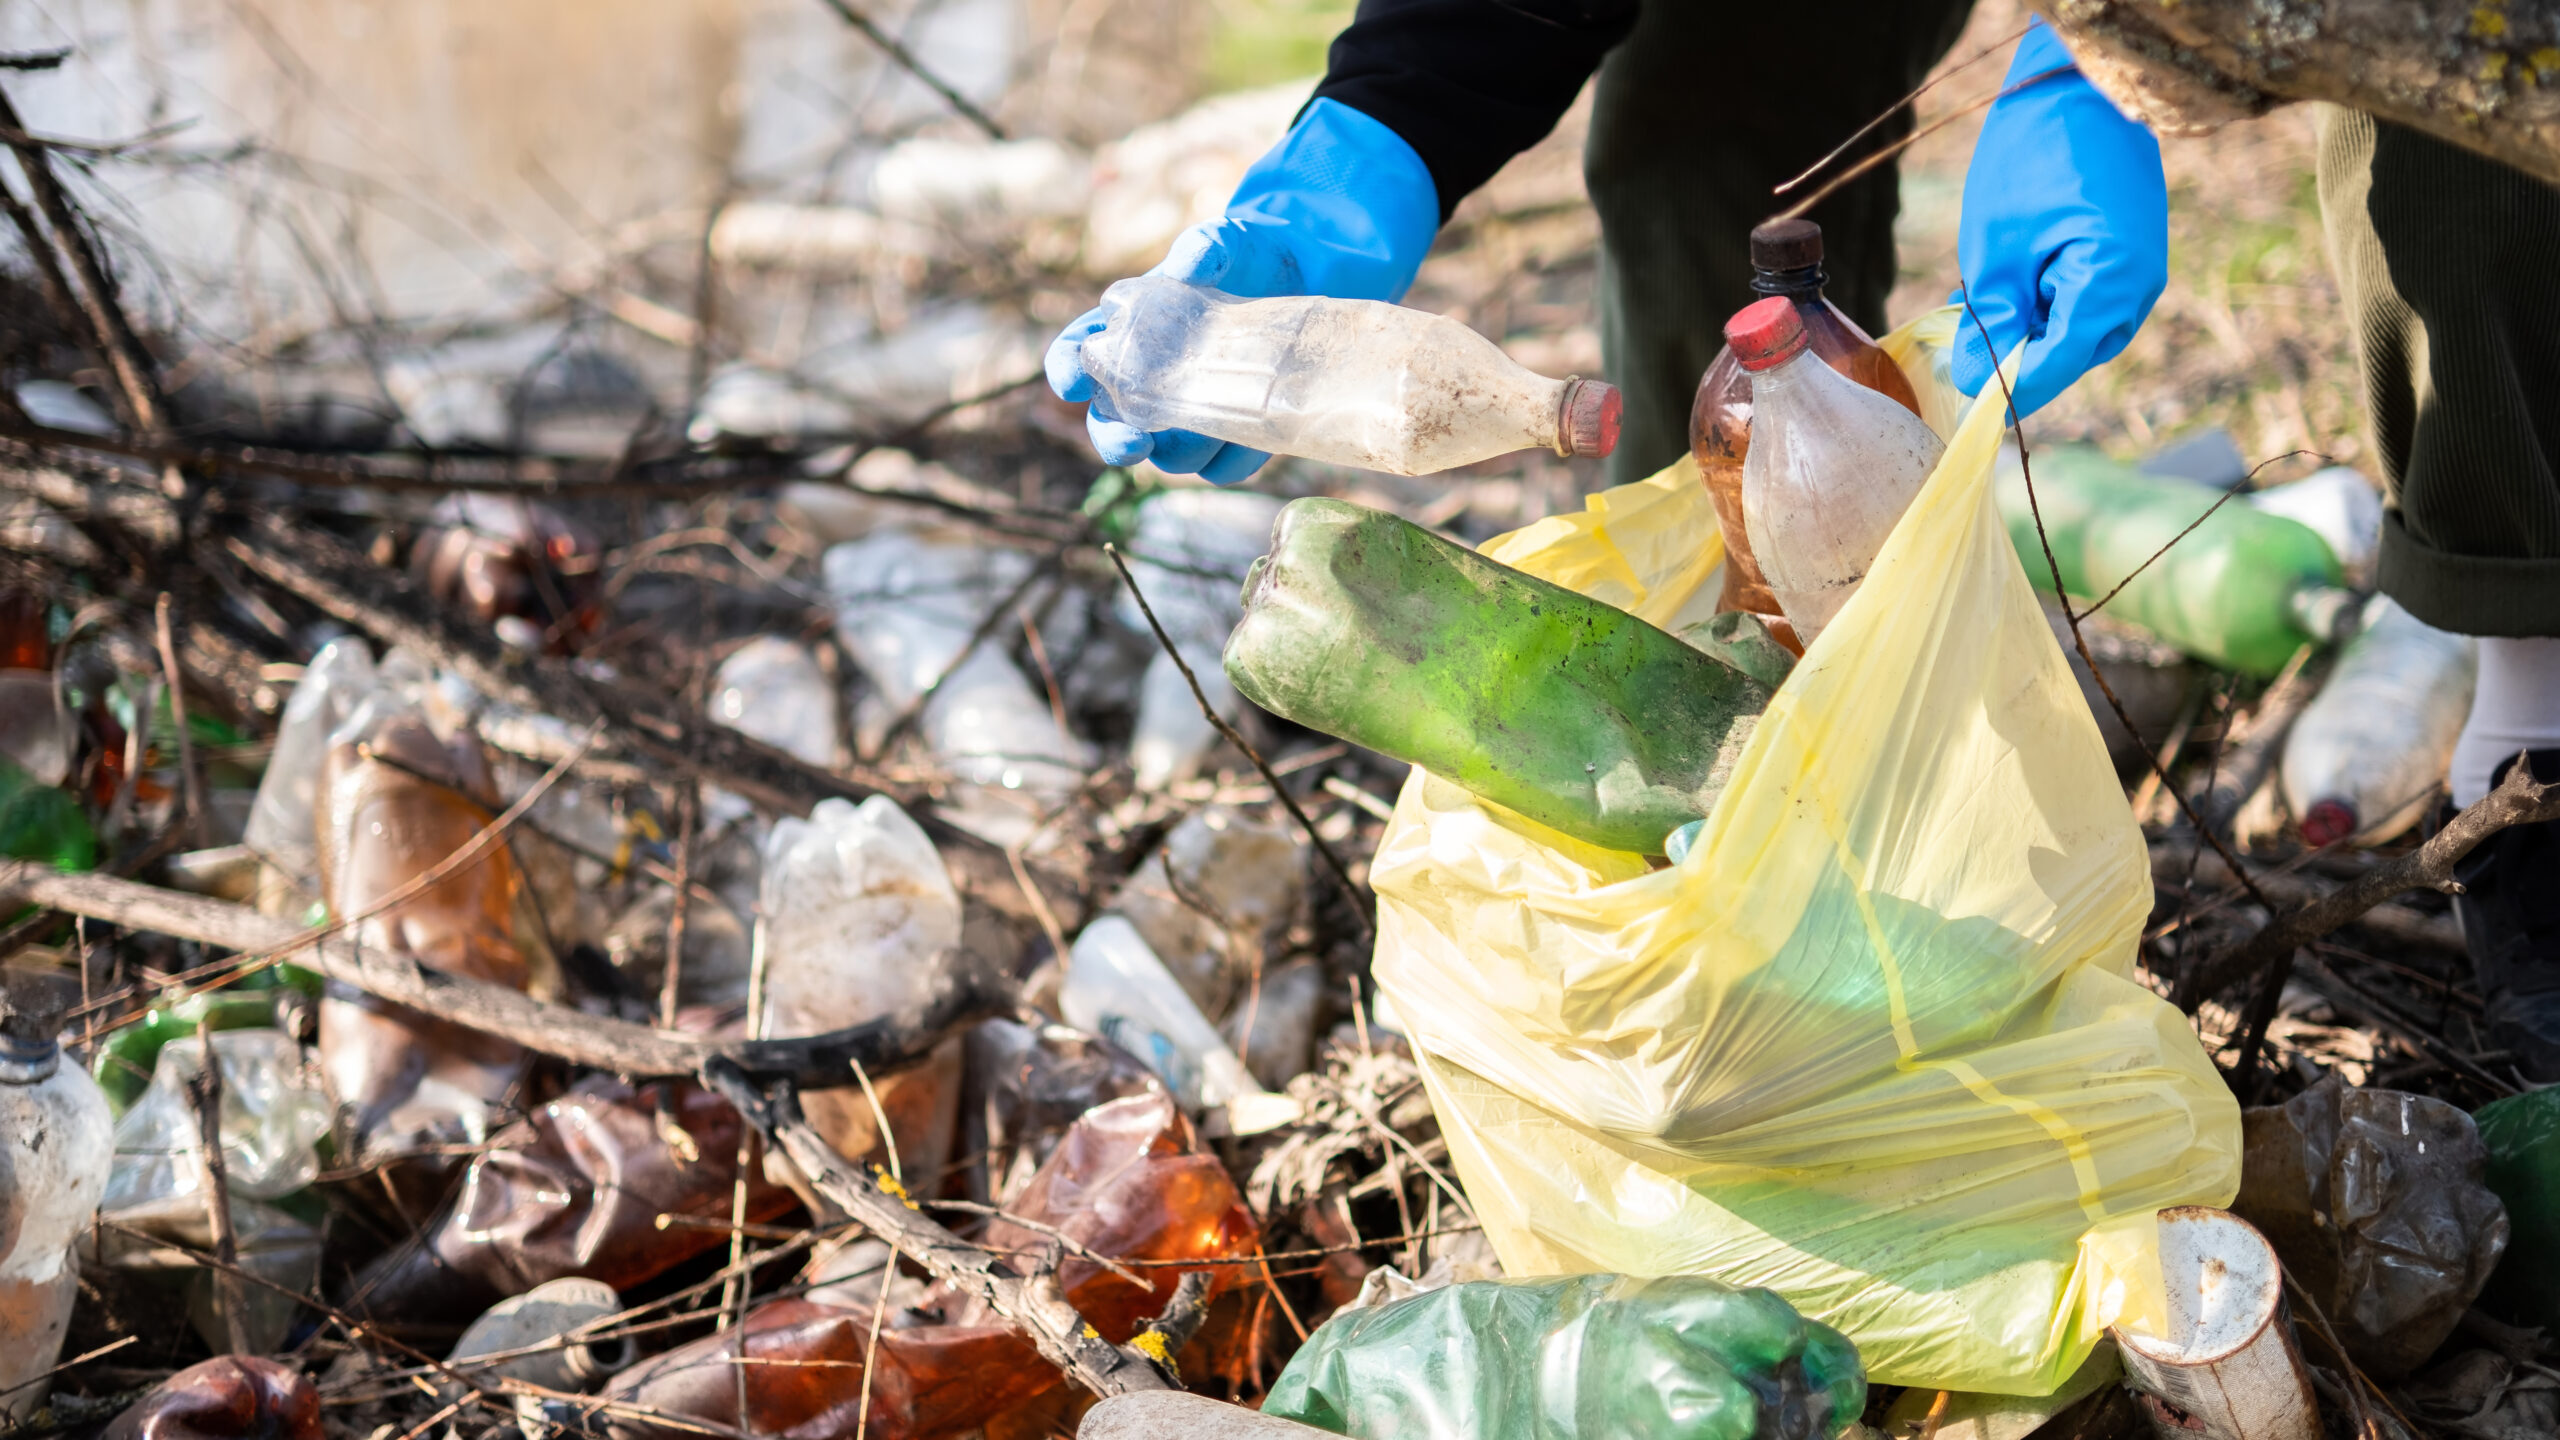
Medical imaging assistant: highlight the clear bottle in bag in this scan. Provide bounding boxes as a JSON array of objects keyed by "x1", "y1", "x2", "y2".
[
  {"x1": 1079, "y1": 275, "x2": 1620, "y2": 476},
  {"x1": 2281, "y1": 595, "x2": 2477, "y2": 846},
  {"x1": 1728, "y1": 296, "x2": 1946, "y2": 646}
]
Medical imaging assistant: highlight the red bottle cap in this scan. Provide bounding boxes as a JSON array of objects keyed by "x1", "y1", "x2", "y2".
[
  {"x1": 1725, "y1": 296, "x2": 1810, "y2": 373},
  {"x1": 1560, "y1": 379, "x2": 1622, "y2": 458},
  {"x1": 2299, "y1": 798, "x2": 2358, "y2": 849}
]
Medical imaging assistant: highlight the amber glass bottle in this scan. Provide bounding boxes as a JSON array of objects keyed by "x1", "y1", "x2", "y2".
[{"x1": 1690, "y1": 219, "x2": 1922, "y2": 651}]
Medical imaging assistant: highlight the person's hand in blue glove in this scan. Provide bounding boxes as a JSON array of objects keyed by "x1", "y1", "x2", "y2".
[
  {"x1": 1046, "y1": 98, "x2": 1440, "y2": 484},
  {"x1": 1950, "y1": 19, "x2": 2168, "y2": 420}
]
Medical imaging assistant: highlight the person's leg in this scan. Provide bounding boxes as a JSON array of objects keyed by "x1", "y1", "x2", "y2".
[
  {"x1": 2318, "y1": 107, "x2": 2560, "y2": 1079},
  {"x1": 1585, "y1": 0, "x2": 1974, "y2": 487}
]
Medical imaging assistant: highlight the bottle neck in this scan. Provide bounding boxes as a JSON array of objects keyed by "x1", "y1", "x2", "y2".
[
  {"x1": 1750, "y1": 264, "x2": 1826, "y2": 300},
  {"x1": 0, "y1": 1032, "x2": 59, "y2": 1084}
]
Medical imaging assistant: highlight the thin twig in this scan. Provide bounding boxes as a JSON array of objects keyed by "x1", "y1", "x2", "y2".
[
  {"x1": 185, "y1": 1014, "x2": 251, "y2": 1354},
  {"x1": 1776, "y1": 66, "x2": 2072, "y2": 222},
  {"x1": 810, "y1": 0, "x2": 1007, "y2": 139},
  {"x1": 1773, "y1": 22, "x2": 2032, "y2": 195},
  {"x1": 865, "y1": 557, "x2": 1056, "y2": 762},
  {"x1": 0, "y1": 81, "x2": 163, "y2": 434},
  {"x1": 1103, "y1": 544, "x2": 1372, "y2": 947}
]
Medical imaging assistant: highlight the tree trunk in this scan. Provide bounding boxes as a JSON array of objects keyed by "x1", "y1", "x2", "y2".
[{"x1": 2040, "y1": 0, "x2": 2560, "y2": 186}]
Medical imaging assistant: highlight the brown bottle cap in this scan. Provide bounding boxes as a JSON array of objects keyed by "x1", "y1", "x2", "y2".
[
  {"x1": 1750, "y1": 218, "x2": 1824, "y2": 273},
  {"x1": 1560, "y1": 379, "x2": 1622, "y2": 458}
]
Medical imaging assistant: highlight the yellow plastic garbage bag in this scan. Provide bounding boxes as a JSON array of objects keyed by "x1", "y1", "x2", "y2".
[{"x1": 1367, "y1": 311, "x2": 2239, "y2": 1395}]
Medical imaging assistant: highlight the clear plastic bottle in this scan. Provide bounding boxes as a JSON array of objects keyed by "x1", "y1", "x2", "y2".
[
  {"x1": 0, "y1": 971, "x2": 113, "y2": 1423},
  {"x1": 1108, "y1": 804, "x2": 1303, "y2": 1022},
  {"x1": 2281, "y1": 595, "x2": 2477, "y2": 847},
  {"x1": 1121, "y1": 488, "x2": 1284, "y2": 791},
  {"x1": 1690, "y1": 219, "x2": 1924, "y2": 648},
  {"x1": 1729, "y1": 296, "x2": 1946, "y2": 645},
  {"x1": 759, "y1": 796, "x2": 967, "y2": 1183},
  {"x1": 1079, "y1": 275, "x2": 1621, "y2": 476},
  {"x1": 1061, "y1": 915, "x2": 1262, "y2": 1109}
]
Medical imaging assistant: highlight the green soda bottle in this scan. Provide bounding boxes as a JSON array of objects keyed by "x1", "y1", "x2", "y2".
[
  {"x1": 1263, "y1": 1273, "x2": 1866, "y2": 1440},
  {"x1": 1996, "y1": 447, "x2": 2352, "y2": 676},
  {"x1": 1222, "y1": 498, "x2": 1784, "y2": 855}
]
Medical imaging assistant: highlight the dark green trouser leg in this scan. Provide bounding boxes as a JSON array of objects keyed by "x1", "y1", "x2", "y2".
[
  {"x1": 1585, "y1": 0, "x2": 1975, "y2": 487},
  {"x1": 2316, "y1": 106, "x2": 2560, "y2": 637}
]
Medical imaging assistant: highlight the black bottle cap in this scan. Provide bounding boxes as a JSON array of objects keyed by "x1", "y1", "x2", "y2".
[{"x1": 1749, "y1": 218, "x2": 1824, "y2": 273}]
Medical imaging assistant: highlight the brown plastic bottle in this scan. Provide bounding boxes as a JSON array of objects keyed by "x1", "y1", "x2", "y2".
[
  {"x1": 1689, "y1": 218, "x2": 1922, "y2": 652},
  {"x1": 344, "y1": 1075, "x2": 801, "y2": 1328},
  {"x1": 313, "y1": 702, "x2": 542, "y2": 1211},
  {"x1": 602, "y1": 1092, "x2": 1262, "y2": 1440}
]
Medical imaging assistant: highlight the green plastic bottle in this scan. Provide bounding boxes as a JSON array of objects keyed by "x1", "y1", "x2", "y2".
[
  {"x1": 2473, "y1": 1088, "x2": 2560, "y2": 1332},
  {"x1": 91, "y1": 967, "x2": 326, "y2": 1114},
  {"x1": 1222, "y1": 498, "x2": 1782, "y2": 855},
  {"x1": 0, "y1": 760, "x2": 95, "y2": 873},
  {"x1": 1263, "y1": 1274, "x2": 1866, "y2": 1440},
  {"x1": 1995, "y1": 447, "x2": 2351, "y2": 676}
]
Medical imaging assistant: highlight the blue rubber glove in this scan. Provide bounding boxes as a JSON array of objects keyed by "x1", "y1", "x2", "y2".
[
  {"x1": 1949, "y1": 19, "x2": 2167, "y2": 420},
  {"x1": 1047, "y1": 98, "x2": 1440, "y2": 484}
]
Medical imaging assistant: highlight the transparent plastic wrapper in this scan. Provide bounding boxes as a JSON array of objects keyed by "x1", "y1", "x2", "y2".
[
  {"x1": 1063, "y1": 915, "x2": 1261, "y2": 1109},
  {"x1": 2472, "y1": 1086, "x2": 2560, "y2": 1333},
  {"x1": 1729, "y1": 296, "x2": 1945, "y2": 645},
  {"x1": 2231, "y1": 1076, "x2": 2508, "y2": 1379},
  {"x1": 1263, "y1": 1274, "x2": 1865, "y2": 1440},
  {"x1": 760, "y1": 795, "x2": 966, "y2": 1182},
  {"x1": 710, "y1": 635, "x2": 841, "y2": 769},
  {"x1": 1080, "y1": 275, "x2": 1619, "y2": 475},
  {"x1": 0, "y1": 972, "x2": 113, "y2": 1422},
  {"x1": 1121, "y1": 488, "x2": 1284, "y2": 790},
  {"x1": 241, "y1": 636, "x2": 375, "y2": 919},
  {"x1": 2280, "y1": 595, "x2": 2476, "y2": 847},
  {"x1": 1366, "y1": 311, "x2": 2238, "y2": 1393},
  {"x1": 824, "y1": 530, "x2": 1091, "y2": 845},
  {"x1": 101, "y1": 1357, "x2": 322, "y2": 1440},
  {"x1": 1110, "y1": 803, "x2": 1303, "y2": 1021}
]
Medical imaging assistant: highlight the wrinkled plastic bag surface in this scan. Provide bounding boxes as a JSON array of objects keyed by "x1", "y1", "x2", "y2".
[
  {"x1": 1367, "y1": 310, "x2": 2239, "y2": 1394},
  {"x1": 1262, "y1": 1273, "x2": 1863, "y2": 1440}
]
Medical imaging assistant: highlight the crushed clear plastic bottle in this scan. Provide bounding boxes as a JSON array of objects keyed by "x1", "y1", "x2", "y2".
[
  {"x1": 2281, "y1": 595, "x2": 2477, "y2": 847},
  {"x1": 1727, "y1": 296, "x2": 1945, "y2": 646},
  {"x1": 1079, "y1": 275, "x2": 1620, "y2": 476},
  {"x1": 0, "y1": 971, "x2": 112, "y2": 1423}
]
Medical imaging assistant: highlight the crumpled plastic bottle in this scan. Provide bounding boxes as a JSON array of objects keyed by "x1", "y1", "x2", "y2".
[
  {"x1": 100, "y1": 1356, "x2": 322, "y2": 1440},
  {"x1": 99, "y1": 1030, "x2": 332, "y2": 1355},
  {"x1": 601, "y1": 1090, "x2": 1259, "y2": 1440},
  {"x1": 758, "y1": 795, "x2": 969, "y2": 1185},
  {"x1": 92, "y1": 970, "x2": 324, "y2": 1114},
  {"x1": 964, "y1": 1018, "x2": 1163, "y2": 1199},
  {"x1": 1118, "y1": 489, "x2": 1283, "y2": 790},
  {"x1": 709, "y1": 634, "x2": 842, "y2": 769},
  {"x1": 1262, "y1": 1273, "x2": 1866, "y2": 1440},
  {"x1": 243, "y1": 637, "x2": 376, "y2": 920},
  {"x1": 824, "y1": 529, "x2": 1092, "y2": 846},
  {"x1": 0, "y1": 970, "x2": 114, "y2": 1423},
  {"x1": 346, "y1": 1075, "x2": 799, "y2": 1327},
  {"x1": 314, "y1": 692, "x2": 545, "y2": 1195},
  {"x1": 2230, "y1": 1075, "x2": 2511, "y2": 1379}
]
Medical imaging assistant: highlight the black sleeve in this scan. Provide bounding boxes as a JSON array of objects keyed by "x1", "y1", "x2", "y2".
[{"x1": 1310, "y1": 0, "x2": 1638, "y2": 222}]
